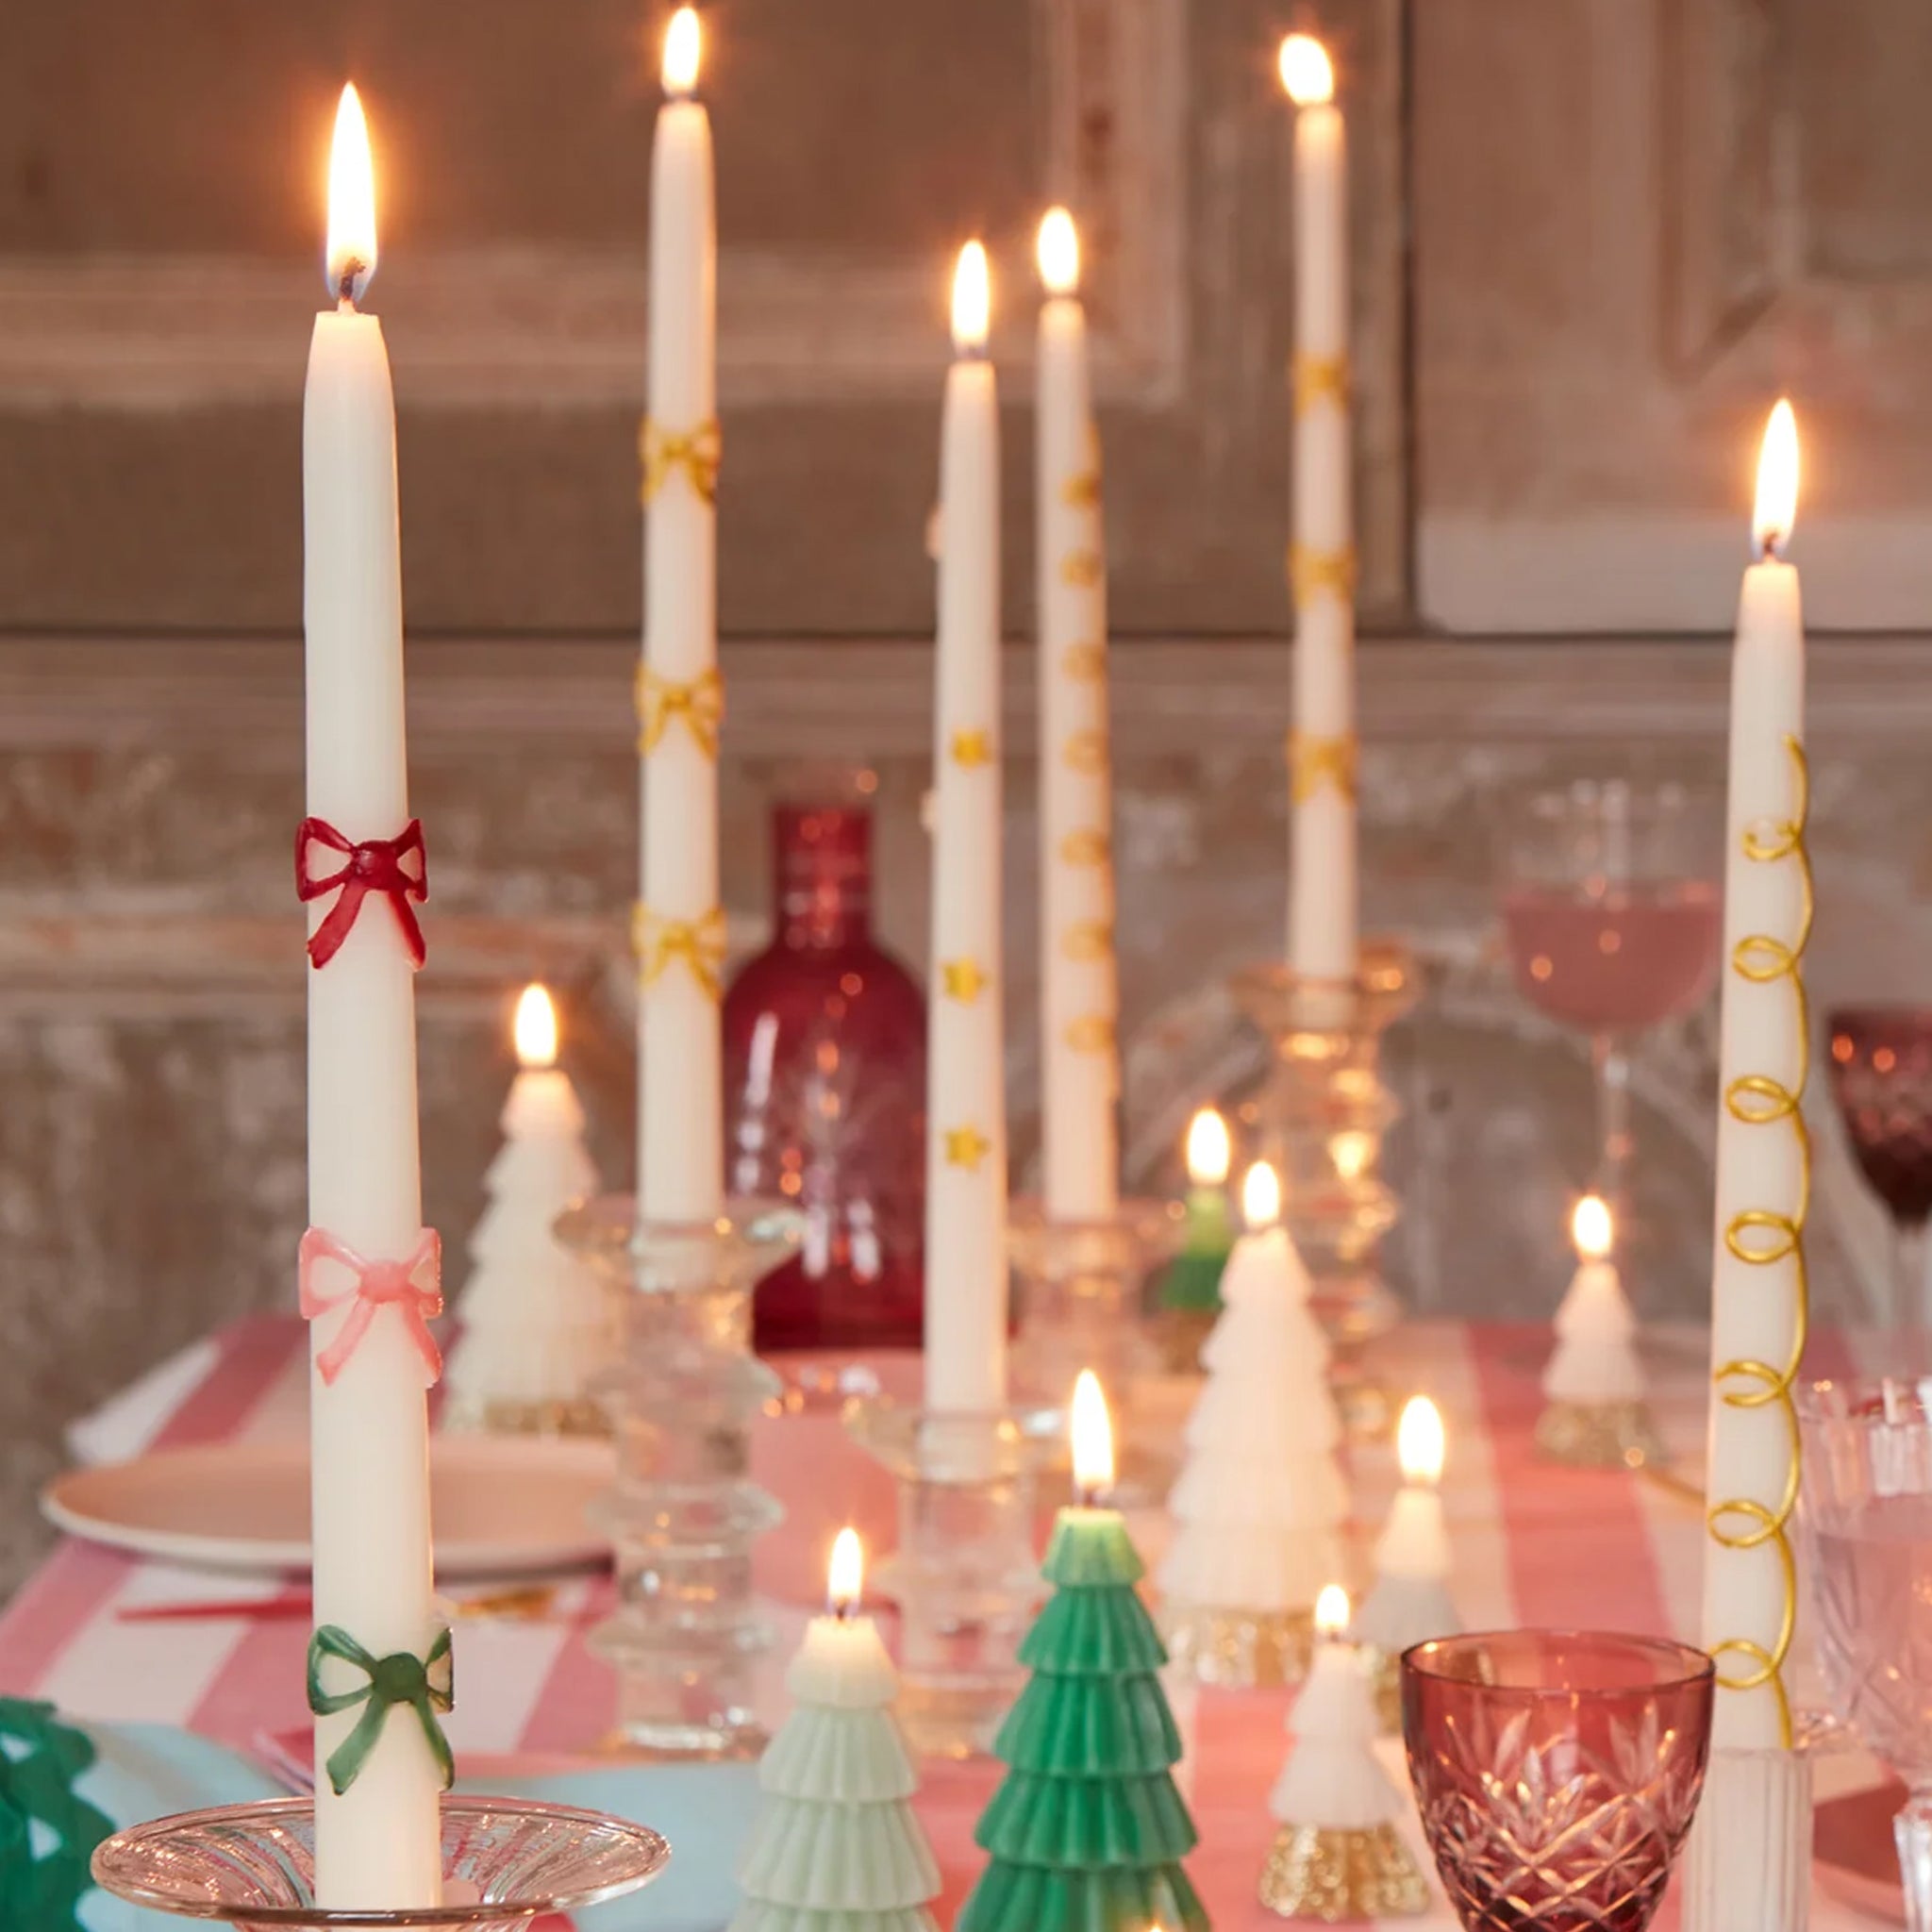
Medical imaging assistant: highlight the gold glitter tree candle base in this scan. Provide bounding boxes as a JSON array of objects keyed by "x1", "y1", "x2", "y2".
[
  {"x1": 1259, "y1": 1822, "x2": 1429, "y2": 1921},
  {"x1": 1533, "y1": 1397, "x2": 1666, "y2": 1470},
  {"x1": 1162, "y1": 1604, "x2": 1316, "y2": 1689},
  {"x1": 1360, "y1": 1645, "x2": 1404, "y2": 1734},
  {"x1": 441, "y1": 1391, "x2": 610, "y2": 1439}
]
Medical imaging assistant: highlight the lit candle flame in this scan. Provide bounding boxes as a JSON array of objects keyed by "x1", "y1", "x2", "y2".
[
  {"x1": 1571, "y1": 1192, "x2": 1613, "y2": 1262},
  {"x1": 952, "y1": 241, "x2": 991, "y2": 357},
  {"x1": 513, "y1": 984, "x2": 558, "y2": 1070},
  {"x1": 325, "y1": 84, "x2": 377, "y2": 306},
  {"x1": 1037, "y1": 208, "x2": 1080, "y2": 297},
  {"x1": 1329, "y1": 1128, "x2": 1373, "y2": 1182},
  {"x1": 1278, "y1": 33, "x2": 1335, "y2": 107},
  {"x1": 1753, "y1": 398, "x2": 1799, "y2": 558},
  {"x1": 1314, "y1": 1582, "x2": 1351, "y2": 1640},
  {"x1": 662, "y1": 7, "x2": 701, "y2": 97},
  {"x1": 1241, "y1": 1159, "x2": 1282, "y2": 1231},
  {"x1": 1397, "y1": 1395, "x2": 1445, "y2": 1487},
  {"x1": 826, "y1": 1525, "x2": 863, "y2": 1618},
  {"x1": 1186, "y1": 1107, "x2": 1231, "y2": 1187},
  {"x1": 1071, "y1": 1369, "x2": 1114, "y2": 1503}
]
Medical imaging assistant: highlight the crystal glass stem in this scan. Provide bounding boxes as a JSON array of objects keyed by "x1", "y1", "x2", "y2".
[
  {"x1": 1592, "y1": 1032, "x2": 1633, "y2": 1213},
  {"x1": 1898, "y1": 1791, "x2": 1932, "y2": 1932}
]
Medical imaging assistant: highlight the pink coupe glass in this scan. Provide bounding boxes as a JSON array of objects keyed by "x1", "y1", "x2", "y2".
[{"x1": 1402, "y1": 1630, "x2": 1714, "y2": 1932}]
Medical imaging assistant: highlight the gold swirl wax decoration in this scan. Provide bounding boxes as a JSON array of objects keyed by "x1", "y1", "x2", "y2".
[
  {"x1": 1706, "y1": 734, "x2": 1813, "y2": 1749},
  {"x1": 1288, "y1": 542, "x2": 1358, "y2": 610},
  {"x1": 639, "y1": 414, "x2": 723, "y2": 506},
  {"x1": 635, "y1": 664, "x2": 724, "y2": 758},
  {"x1": 632, "y1": 902, "x2": 728, "y2": 1001}
]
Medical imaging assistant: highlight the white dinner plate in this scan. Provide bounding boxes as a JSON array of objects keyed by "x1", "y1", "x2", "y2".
[{"x1": 42, "y1": 1436, "x2": 616, "y2": 1578}]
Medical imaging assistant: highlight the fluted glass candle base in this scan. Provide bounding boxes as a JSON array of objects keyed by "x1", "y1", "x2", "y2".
[
  {"x1": 1682, "y1": 1745, "x2": 1811, "y2": 1932},
  {"x1": 560, "y1": 1193, "x2": 801, "y2": 1759},
  {"x1": 91, "y1": 1795, "x2": 670, "y2": 1931},
  {"x1": 1007, "y1": 1197, "x2": 1185, "y2": 1480},
  {"x1": 846, "y1": 1399, "x2": 1060, "y2": 1759}
]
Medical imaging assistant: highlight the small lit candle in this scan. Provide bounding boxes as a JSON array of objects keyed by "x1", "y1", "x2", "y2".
[
  {"x1": 786, "y1": 1527, "x2": 899, "y2": 1704},
  {"x1": 502, "y1": 985, "x2": 584, "y2": 1141},
  {"x1": 1354, "y1": 1397, "x2": 1460, "y2": 1708},
  {"x1": 1298, "y1": 1584, "x2": 1376, "y2": 1736},
  {"x1": 1279, "y1": 32, "x2": 1357, "y2": 988},
  {"x1": 1161, "y1": 1108, "x2": 1234, "y2": 1318},
  {"x1": 1543, "y1": 1194, "x2": 1643, "y2": 1407},
  {"x1": 640, "y1": 3, "x2": 724, "y2": 1226},
  {"x1": 925, "y1": 241, "x2": 1008, "y2": 1415},
  {"x1": 1042, "y1": 1370, "x2": 1141, "y2": 1574},
  {"x1": 1216, "y1": 1159, "x2": 1303, "y2": 1304}
]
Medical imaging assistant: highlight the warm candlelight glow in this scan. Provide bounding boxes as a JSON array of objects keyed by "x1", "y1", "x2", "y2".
[
  {"x1": 1038, "y1": 208, "x2": 1080, "y2": 297},
  {"x1": 513, "y1": 984, "x2": 558, "y2": 1070},
  {"x1": 1278, "y1": 33, "x2": 1336, "y2": 107},
  {"x1": 1186, "y1": 1107, "x2": 1231, "y2": 1187},
  {"x1": 1397, "y1": 1395, "x2": 1445, "y2": 1487},
  {"x1": 1071, "y1": 1368, "x2": 1115, "y2": 1502},
  {"x1": 1314, "y1": 1582, "x2": 1351, "y2": 1640},
  {"x1": 1329, "y1": 1128, "x2": 1373, "y2": 1183},
  {"x1": 1241, "y1": 1159, "x2": 1282, "y2": 1231},
  {"x1": 325, "y1": 84, "x2": 377, "y2": 305},
  {"x1": 662, "y1": 6, "x2": 702, "y2": 97},
  {"x1": 826, "y1": 1525, "x2": 864, "y2": 1618},
  {"x1": 952, "y1": 241, "x2": 991, "y2": 356},
  {"x1": 1753, "y1": 398, "x2": 1799, "y2": 557},
  {"x1": 1571, "y1": 1192, "x2": 1613, "y2": 1262}
]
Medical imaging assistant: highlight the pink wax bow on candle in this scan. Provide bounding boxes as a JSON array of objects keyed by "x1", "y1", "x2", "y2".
[
  {"x1": 295, "y1": 816, "x2": 430, "y2": 971},
  {"x1": 298, "y1": 1225, "x2": 444, "y2": 1387}
]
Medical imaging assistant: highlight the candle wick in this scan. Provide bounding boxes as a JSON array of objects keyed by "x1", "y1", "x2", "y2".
[
  {"x1": 1760, "y1": 530, "x2": 1782, "y2": 562},
  {"x1": 336, "y1": 261, "x2": 366, "y2": 310}
]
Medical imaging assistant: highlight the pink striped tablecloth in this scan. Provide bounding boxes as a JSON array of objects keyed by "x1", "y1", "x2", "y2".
[{"x1": 0, "y1": 1318, "x2": 1887, "y2": 1930}]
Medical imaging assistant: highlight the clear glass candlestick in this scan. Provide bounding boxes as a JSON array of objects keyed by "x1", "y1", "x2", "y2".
[
  {"x1": 91, "y1": 1794, "x2": 670, "y2": 1932},
  {"x1": 1232, "y1": 942, "x2": 1418, "y2": 1434},
  {"x1": 845, "y1": 1398, "x2": 1061, "y2": 1759},
  {"x1": 1007, "y1": 1196, "x2": 1185, "y2": 1466},
  {"x1": 560, "y1": 1192, "x2": 801, "y2": 1759}
]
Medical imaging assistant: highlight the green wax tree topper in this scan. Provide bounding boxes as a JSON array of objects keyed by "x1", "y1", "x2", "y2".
[{"x1": 958, "y1": 1374, "x2": 1209, "y2": 1932}]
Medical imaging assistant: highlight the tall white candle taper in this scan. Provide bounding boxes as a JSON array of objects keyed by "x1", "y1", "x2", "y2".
[
  {"x1": 1686, "y1": 401, "x2": 1811, "y2": 1932},
  {"x1": 301, "y1": 83, "x2": 442, "y2": 1907},
  {"x1": 1035, "y1": 208, "x2": 1120, "y2": 1224},
  {"x1": 640, "y1": 4, "x2": 724, "y2": 1224},
  {"x1": 1702, "y1": 400, "x2": 1808, "y2": 1753},
  {"x1": 925, "y1": 242, "x2": 1008, "y2": 1412},
  {"x1": 1280, "y1": 34, "x2": 1357, "y2": 986}
]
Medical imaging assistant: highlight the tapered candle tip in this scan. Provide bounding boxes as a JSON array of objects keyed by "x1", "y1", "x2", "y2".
[
  {"x1": 325, "y1": 83, "x2": 377, "y2": 305},
  {"x1": 662, "y1": 7, "x2": 702, "y2": 97},
  {"x1": 952, "y1": 241, "x2": 991, "y2": 355},
  {"x1": 1753, "y1": 398, "x2": 1799, "y2": 557},
  {"x1": 1038, "y1": 208, "x2": 1080, "y2": 296}
]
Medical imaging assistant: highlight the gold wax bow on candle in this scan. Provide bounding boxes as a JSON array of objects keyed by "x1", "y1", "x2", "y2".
[
  {"x1": 640, "y1": 414, "x2": 723, "y2": 505},
  {"x1": 636, "y1": 663, "x2": 724, "y2": 758},
  {"x1": 1288, "y1": 543, "x2": 1359, "y2": 608},
  {"x1": 632, "y1": 903, "x2": 728, "y2": 999},
  {"x1": 1293, "y1": 352, "x2": 1351, "y2": 415},
  {"x1": 1288, "y1": 729, "x2": 1359, "y2": 804}
]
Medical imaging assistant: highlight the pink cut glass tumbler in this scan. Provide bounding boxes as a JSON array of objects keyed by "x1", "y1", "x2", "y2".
[{"x1": 1402, "y1": 1630, "x2": 1714, "y2": 1932}]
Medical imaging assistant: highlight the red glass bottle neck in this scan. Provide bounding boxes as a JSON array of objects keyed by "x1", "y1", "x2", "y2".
[{"x1": 774, "y1": 804, "x2": 873, "y2": 950}]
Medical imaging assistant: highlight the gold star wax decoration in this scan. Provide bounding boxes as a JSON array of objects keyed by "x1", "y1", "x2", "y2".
[
  {"x1": 941, "y1": 958, "x2": 988, "y2": 1003},
  {"x1": 1059, "y1": 551, "x2": 1103, "y2": 589},
  {"x1": 950, "y1": 728, "x2": 993, "y2": 768},
  {"x1": 1061, "y1": 643, "x2": 1105, "y2": 682},
  {"x1": 1063, "y1": 730, "x2": 1108, "y2": 775},
  {"x1": 943, "y1": 1124, "x2": 992, "y2": 1172}
]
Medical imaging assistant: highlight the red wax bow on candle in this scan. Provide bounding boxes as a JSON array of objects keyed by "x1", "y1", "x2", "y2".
[
  {"x1": 295, "y1": 818, "x2": 428, "y2": 971},
  {"x1": 298, "y1": 1226, "x2": 444, "y2": 1387}
]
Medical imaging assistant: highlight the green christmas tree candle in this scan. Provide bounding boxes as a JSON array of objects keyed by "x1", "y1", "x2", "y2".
[
  {"x1": 958, "y1": 1374, "x2": 1209, "y2": 1932},
  {"x1": 1160, "y1": 1108, "x2": 1234, "y2": 1316}
]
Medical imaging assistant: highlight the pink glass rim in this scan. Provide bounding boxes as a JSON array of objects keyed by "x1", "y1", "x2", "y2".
[
  {"x1": 1402, "y1": 1629, "x2": 1715, "y2": 1696},
  {"x1": 1798, "y1": 1373, "x2": 1932, "y2": 1423}
]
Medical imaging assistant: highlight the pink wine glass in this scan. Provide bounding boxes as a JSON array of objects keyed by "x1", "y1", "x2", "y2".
[
  {"x1": 1402, "y1": 1630, "x2": 1714, "y2": 1932},
  {"x1": 1501, "y1": 781, "x2": 1721, "y2": 1215},
  {"x1": 1801, "y1": 1376, "x2": 1932, "y2": 1932},
  {"x1": 1826, "y1": 1008, "x2": 1932, "y2": 1328}
]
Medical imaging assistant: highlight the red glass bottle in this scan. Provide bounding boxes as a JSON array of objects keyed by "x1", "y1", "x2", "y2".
[{"x1": 723, "y1": 798, "x2": 926, "y2": 1352}]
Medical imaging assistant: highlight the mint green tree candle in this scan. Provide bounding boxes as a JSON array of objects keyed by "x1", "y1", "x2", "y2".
[{"x1": 958, "y1": 1374, "x2": 1208, "y2": 1932}]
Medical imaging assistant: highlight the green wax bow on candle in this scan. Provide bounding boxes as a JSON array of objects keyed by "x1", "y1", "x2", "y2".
[
  {"x1": 958, "y1": 1375, "x2": 1209, "y2": 1932},
  {"x1": 306, "y1": 1624, "x2": 455, "y2": 1796}
]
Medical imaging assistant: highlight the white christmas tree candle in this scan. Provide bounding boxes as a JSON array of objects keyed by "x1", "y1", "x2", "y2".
[
  {"x1": 1034, "y1": 208, "x2": 1120, "y2": 1225},
  {"x1": 1159, "y1": 1162, "x2": 1345, "y2": 1628},
  {"x1": 924, "y1": 242, "x2": 1008, "y2": 1414},
  {"x1": 1356, "y1": 1396, "x2": 1459, "y2": 1674},
  {"x1": 445, "y1": 985, "x2": 608, "y2": 1426},
  {"x1": 1280, "y1": 33, "x2": 1357, "y2": 988},
  {"x1": 639, "y1": 5, "x2": 724, "y2": 1225},
  {"x1": 301, "y1": 84, "x2": 441, "y2": 1908},
  {"x1": 1543, "y1": 1194, "x2": 1644, "y2": 1407}
]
